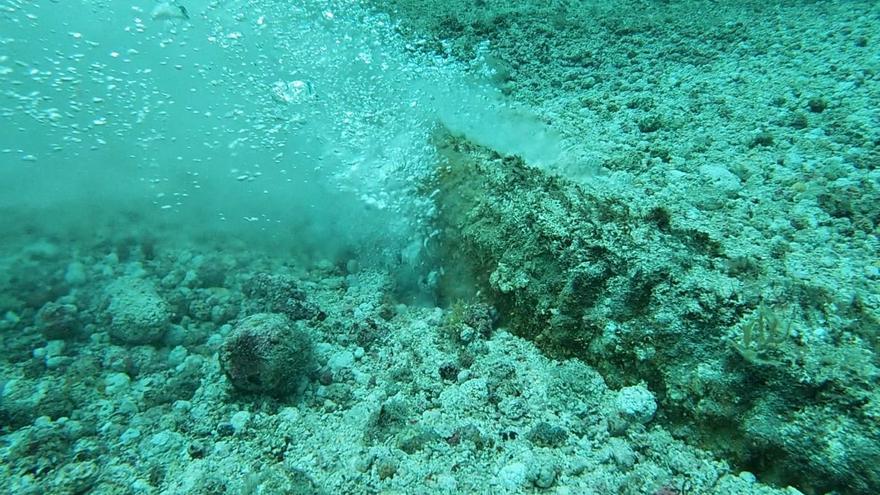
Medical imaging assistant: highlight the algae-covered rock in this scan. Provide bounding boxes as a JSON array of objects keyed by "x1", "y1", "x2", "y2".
[
  {"x1": 105, "y1": 278, "x2": 170, "y2": 345},
  {"x1": 36, "y1": 301, "x2": 82, "y2": 340},
  {"x1": 219, "y1": 313, "x2": 314, "y2": 395},
  {"x1": 614, "y1": 384, "x2": 657, "y2": 425},
  {"x1": 243, "y1": 273, "x2": 321, "y2": 321}
]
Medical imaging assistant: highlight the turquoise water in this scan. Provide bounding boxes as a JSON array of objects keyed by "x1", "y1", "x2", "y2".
[{"x1": 1, "y1": 1, "x2": 878, "y2": 494}]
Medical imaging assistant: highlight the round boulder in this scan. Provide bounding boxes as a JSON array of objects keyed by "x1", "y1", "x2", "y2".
[
  {"x1": 106, "y1": 279, "x2": 170, "y2": 345},
  {"x1": 219, "y1": 313, "x2": 314, "y2": 395}
]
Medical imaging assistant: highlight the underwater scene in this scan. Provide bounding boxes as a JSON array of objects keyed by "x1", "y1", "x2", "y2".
[{"x1": 1, "y1": 0, "x2": 878, "y2": 494}]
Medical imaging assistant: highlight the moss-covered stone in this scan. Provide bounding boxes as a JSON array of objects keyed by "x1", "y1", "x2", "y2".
[{"x1": 218, "y1": 313, "x2": 314, "y2": 396}]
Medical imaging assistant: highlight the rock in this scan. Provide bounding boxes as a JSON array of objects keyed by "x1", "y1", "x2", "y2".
[
  {"x1": 36, "y1": 301, "x2": 81, "y2": 340},
  {"x1": 105, "y1": 278, "x2": 170, "y2": 345},
  {"x1": 218, "y1": 313, "x2": 314, "y2": 395},
  {"x1": 615, "y1": 384, "x2": 657, "y2": 425}
]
